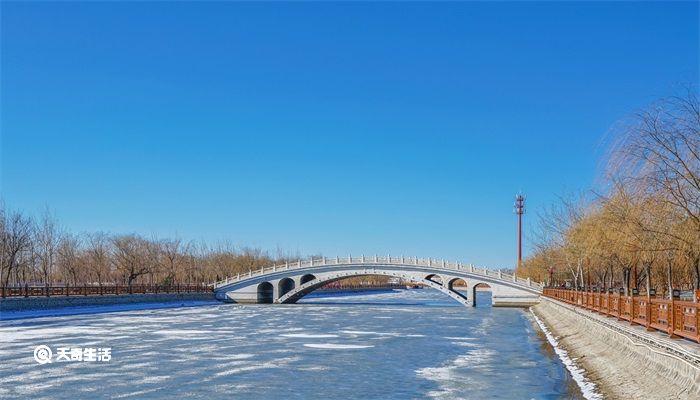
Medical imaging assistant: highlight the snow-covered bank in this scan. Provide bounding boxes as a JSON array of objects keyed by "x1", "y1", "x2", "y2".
[
  {"x1": 0, "y1": 292, "x2": 216, "y2": 320},
  {"x1": 0, "y1": 289, "x2": 400, "y2": 321},
  {"x1": 532, "y1": 299, "x2": 700, "y2": 399},
  {"x1": 530, "y1": 309, "x2": 601, "y2": 399},
  {"x1": 0, "y1": 300, "x2": 220, "y2": 321}
]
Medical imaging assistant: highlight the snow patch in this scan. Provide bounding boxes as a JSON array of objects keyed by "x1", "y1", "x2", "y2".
[
  {"x1": 303, "y1": 343, "x2": 374, "y2": 349},
  {"x1": 339, "y1": 330, "x2": 397, "y2": 336},
  {"x1": 530, "y1": 309, "x2": 602, "y2": 400},
  {"x1": 280, "y1": 333, "x2": 338, "y2": 339}
]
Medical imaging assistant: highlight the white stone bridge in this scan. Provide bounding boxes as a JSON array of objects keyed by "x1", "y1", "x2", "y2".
[{"x1": 213, "y1": 256, "x2": 542, "y2": 307}]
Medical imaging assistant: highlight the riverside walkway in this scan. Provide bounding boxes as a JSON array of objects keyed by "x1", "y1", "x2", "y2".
[{"x1": 544, "y1": 288, "x2": 700, "y2": 344}]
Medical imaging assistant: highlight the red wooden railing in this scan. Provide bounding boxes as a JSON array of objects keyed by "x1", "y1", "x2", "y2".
[
  {"x1": 543, "y1": 288, "x2": 700, "y2": 344},
  {"x1": 1, "y1": 284, "x2": 212, "y2": 298}
]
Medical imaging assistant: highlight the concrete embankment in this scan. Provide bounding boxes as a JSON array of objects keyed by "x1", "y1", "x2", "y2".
[
  {"x1": 0, "y1": 292, "x2": 216, "y2": 313},
  {"x1": 532, "y1": 298, "x2": 700, "y2": 399}
]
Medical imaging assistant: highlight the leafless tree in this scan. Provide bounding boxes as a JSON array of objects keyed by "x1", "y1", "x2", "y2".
[
  {"x1": 159, "y1": 237, "x2": 187, "y2": 285},
  {"x1": 112, "y1": 235, "x2": 152, "y2": 290},
  {"x1": 35, "y1": 207, "x2": 61, "y2": 284},
  {"x1": 57, "y1": 233, "x2": 82, "y2": 285},
  {"x1": 86, "y1": 232, "x2": 112, "y2": 287},
  {"x1": 0, "y1": 206, "x2": 34, "y2": 287}
]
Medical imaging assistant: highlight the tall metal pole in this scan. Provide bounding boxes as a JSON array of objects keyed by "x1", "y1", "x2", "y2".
[{"x1": 514, "y1": 194, "x2": 525, "y2": 269}]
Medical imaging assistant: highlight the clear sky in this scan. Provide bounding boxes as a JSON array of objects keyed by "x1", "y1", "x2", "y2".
[{"x1": 1, "y1": 2, "x2": 698, "y2": 268}]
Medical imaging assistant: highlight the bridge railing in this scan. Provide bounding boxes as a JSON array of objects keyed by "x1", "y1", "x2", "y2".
[
  {"x1": 543, "y1": 288, "x2": 700, "y2": 344},
  {"x1": 213, "y1": 256, "x2": 543, "y2": 291}
]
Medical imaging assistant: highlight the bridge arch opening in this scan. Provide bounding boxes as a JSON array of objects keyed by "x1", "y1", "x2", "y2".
[
  {"x1": 447, "y1": 278, "x2": 467, "y2": 291},
  {"x1": 257, "y1": 282, "x2": 274, "y2": 303},
  {"x1": 473, "y1": 283, "x2": 492, "y2": 307},
  {"x1": 278, "y1": 278, "x2": 295, "y2": 297},
  {"x1": 447, "y1": 278, "x2": 469, "y2": 301},
  {"x1": 300, "y1": 274, "x2": 316, "y2": 285},
  {"x1": 425, "y1": 274, "x2": 443, "y2": 286}
]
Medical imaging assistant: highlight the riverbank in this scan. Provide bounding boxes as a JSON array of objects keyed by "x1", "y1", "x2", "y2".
[
  {"x1": 532, "y1": 298, "x2": 700, "y2": 399},
  {"x1": 0, "y1": 288, "x2": 405, "y2": 320},
  {"x1": 0, "y1": 292, "x2": 215, "y2": 314}
]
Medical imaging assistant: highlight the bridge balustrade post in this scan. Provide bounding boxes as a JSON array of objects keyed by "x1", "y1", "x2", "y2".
[
  {"x1": 441, "y1": 259, "x2": 445, "y2": 267},
  {"x1": 527, "y1": 278, "x2": 531, "y2": 286},
  {"x1": 335, "y1": 256, "x2": 339, "y2": 264},
  {"x1": 361, "y1": 255, "x2": 365, "y2": 263},
  {"x1": 414, "y1": 257, "x2": 417, "y2": 265},
  {"x1": 322, "y1": 256, "x2": 326, "y2": 264},
  {"x1": 273, "y1": 265, "x2": 276, "y2": 272},
  {"x1": 310, "y1": 258, "x2": 314, "y2": 267},
  {"x1": 498, "y1": 270, "x2": 502, "y2": 279},
  {"x1": 429, "y1": 258, "x2": 432, "y2": 267},
  {"x1": 401, "y1": 255, "x2": 404, "y2": 264},
  {"x1": 374, "y1": 254, "x2": 378, "y2": 263},
  {"x1": 470, "y1": 264, "x2": 474, "y2": 272},
  {"x1": 298, "y1": 259, "x2": 301, "y2": 268},
  {"x1": 237, "y1": 273, "x2": 240, "y2": 280}
]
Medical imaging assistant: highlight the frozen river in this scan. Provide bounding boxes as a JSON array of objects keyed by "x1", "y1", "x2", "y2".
[{"x1": 0, "y1": 289, "x2": 583, "y2": 399}]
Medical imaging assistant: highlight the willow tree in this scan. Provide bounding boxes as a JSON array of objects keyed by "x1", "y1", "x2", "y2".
[{"x1": 522, "y1": 89, "x2": 699, "y2": 297}]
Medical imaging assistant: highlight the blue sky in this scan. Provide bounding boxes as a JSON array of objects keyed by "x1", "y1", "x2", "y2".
[{"x1": 1, "y1": 2, "x2": 698, "y2": 267}]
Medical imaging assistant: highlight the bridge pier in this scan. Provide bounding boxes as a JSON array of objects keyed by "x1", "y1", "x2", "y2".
[{"x1": 491, "y1": 285, "x2": 540, "y2": 307}]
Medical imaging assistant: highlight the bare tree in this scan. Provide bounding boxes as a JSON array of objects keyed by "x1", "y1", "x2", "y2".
[
  {"x1": 112, "y1": 235, "x2": 151, "y2": 290},
  {"x1": 86, "y1": 232, "x2": 112, "y2": 287},
  {"x1": 159, "y1": 237, "x2": 186, "y2": 285},
  {"x1": 0, "y1": 206, "x2": 34, "y2": 287},
  {"x1": 521, "y1": 89, "x2": 699, "y2": 298},
  {"x1": 35, "y1": 207, "x2": 61, "y2": 285},
  {"x1": 57, "y1": 233, "x2": 82, "y2": 285}
]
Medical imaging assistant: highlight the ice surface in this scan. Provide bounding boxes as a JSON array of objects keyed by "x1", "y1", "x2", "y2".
[{"x1": 0, "y1": 290, "x2": 585, "y2": 399}]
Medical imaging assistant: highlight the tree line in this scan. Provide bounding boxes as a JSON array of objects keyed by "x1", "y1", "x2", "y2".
[
  {"x1": 0, "y1": 208, "x2": 297, "y2": 289},
  {"x1": 0, "y1": 206, "x2": 394, "y2": 290},
  {"x1": 517, "y1": 89, "x2": 699, "y2": 298}
]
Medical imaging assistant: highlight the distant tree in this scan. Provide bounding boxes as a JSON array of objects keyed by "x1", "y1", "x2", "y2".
[
  {"x1": 35, "y1": 207, "x2": 61, "y2": 284},
  {"x1": 57, "y1": 233, "x2": 82, "y2": 285},
  {"x1": 0, "y1": 206, "x2": 34, "y2": 287},
  {"x1": 112, "y1": 235, "x2": 152, "y2": 290},
  {"x1": 86, "y1": 232, "x2": 112, "y2": 287},
  {"x1": 159, "y1": 237, "x2": 185, "y2": 285}
]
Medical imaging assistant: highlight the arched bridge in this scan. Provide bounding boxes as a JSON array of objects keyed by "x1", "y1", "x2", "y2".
[{"x1": 213, "y1": 256, "x2": 542, "y2": 307}]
